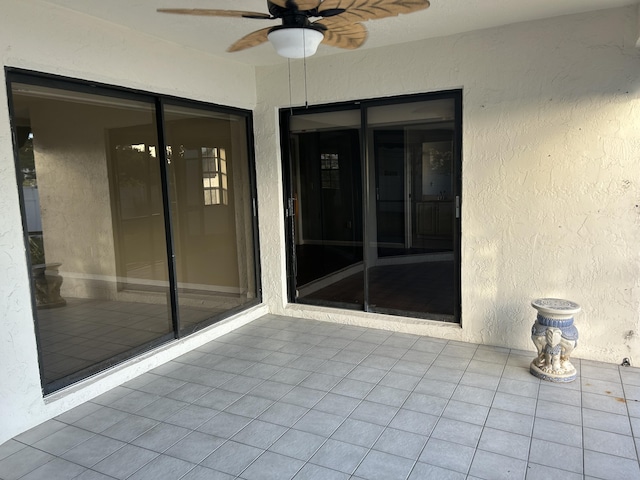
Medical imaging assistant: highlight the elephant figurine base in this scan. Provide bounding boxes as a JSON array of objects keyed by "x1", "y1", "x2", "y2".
[{"x1": 530, "y1": 298, "x2": 580, "y2": 383}]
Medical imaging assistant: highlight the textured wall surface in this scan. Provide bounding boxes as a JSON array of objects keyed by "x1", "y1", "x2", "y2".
[
  {"x1": 255, "y1": 6, "x2": 640, "y2": 363},
  {"x1": 0, "y1": 0, "x2": 259, "y2": 444}
]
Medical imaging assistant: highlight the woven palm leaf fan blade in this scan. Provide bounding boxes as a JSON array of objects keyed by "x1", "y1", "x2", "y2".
[
  {"x1": 228, "y1": 27, "x2": 272, "y2": 52},
  {"x1": 315, "y1": 20, "x2": 367, "y2": 49},
  {"x1": 319, "y1": 0, "x2": 430, "y2": 24},
  {"x1": 156, "y1": 8, "x2": 273, "y2": 19}
]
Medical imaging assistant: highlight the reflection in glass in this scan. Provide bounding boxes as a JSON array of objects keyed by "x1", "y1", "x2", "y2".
[
  {"x1": 367, "y1": 99, "x2": 456, "y2": 319},
  {"x1": 289, "y1": 110, "x2": 363, "y2": 307},
  {"x1": 11, "y1": 83, "x2": 172, "y2": 391},
  {"x1": 163, "y1": 105, "x2": 257, "y2": 332}
]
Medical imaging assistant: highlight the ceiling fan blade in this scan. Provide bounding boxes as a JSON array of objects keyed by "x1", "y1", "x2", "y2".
[
  {"x1": 157, "y1": 9, "x2": 272, "y2": 20},
  {"x1": 315, "y1": 20, "x2": 367, "y2": 49},
  {"x1": 227, "y1": 27, "x2": 272, "y2": 52},
  {"x1": 318, "y1": 0, "x2": 429, "y2": 23},
  {"x1": 269, "y1": 0, "x2": 322, "y2": 10}
]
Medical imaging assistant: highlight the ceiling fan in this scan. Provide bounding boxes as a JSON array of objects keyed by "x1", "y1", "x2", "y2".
[{"x1": 158, "y1": 0, "x2": 431, "y2": 58}]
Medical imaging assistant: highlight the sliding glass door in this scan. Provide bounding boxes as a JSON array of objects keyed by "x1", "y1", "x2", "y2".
[
  {"x1": 283, "y1": 92, "x2": 461, "y2": 322},
  {"x1": 8, "y1": 70, "x2": 260, "y2": 393}
]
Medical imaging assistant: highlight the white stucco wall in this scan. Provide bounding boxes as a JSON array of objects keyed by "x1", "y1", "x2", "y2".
[
  {"x1": 255, "y1": 6, "x2": 640, "y2": 363},
  {"x1": 0, "y1": 0, "x2": 263, "y2": 444}
]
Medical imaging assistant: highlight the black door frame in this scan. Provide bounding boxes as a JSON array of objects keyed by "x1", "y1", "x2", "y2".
[{"x1": 280, "y1": 90, "x2": 463, "y2": 323}]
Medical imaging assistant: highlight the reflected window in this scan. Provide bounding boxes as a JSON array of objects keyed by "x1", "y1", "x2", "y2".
[{"x1": 201, "y1": 147, "x2": 228, "y2": 206}]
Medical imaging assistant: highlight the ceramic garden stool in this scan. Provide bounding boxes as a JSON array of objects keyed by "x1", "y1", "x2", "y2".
[{"x1": 530, "y1": 298, "x2": 580, "y2": 382}]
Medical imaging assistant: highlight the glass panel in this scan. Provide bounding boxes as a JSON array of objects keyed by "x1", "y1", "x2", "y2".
[
  {"x1": 289, "y1": 110, "x2": 363, "y2": 308},
  {"x1": 365, "y1": 99, "x2": 456, "y2": 319},
  {"x1": 163, "y1": 104, "x2": 257, "y2": 331},
  {"x1": 10, "y1": 82, "x2": 172, "y2": 390}
]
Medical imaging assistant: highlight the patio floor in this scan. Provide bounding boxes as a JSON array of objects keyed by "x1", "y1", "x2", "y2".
[{"x1": 1, "y1": 314, "x2": 640, "y2": 480}]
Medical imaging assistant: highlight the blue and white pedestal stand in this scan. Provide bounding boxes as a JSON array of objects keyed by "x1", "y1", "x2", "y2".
[{"x1": 530, "y1": 298, "x2": 580, "y2": 382}]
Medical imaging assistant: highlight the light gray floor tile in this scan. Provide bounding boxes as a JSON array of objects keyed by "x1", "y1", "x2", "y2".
[
  {"x1": 413, "y1": 378, "x2": 457, "y2": 399},
  {"x1": 31, "y1": 425, "x2": 95, "y2": 455},
  {"x1": 131, "y1": 423, "x2": 190, "y2": 452},
  {"x1": 300, "y1": 373, "x2": 342, "y2": 391},
  {"x1": 269, "y1": 429, "x2": 326, "y2": 461},
  {"x1": 582, "y1": 391, "x2": 628, "y2": 414},
  {"x1": 364, "y1": 385, "x2": 410, "y2": 407},
  {"x1": 73, "y1": 407, "x2": 130, "y2": 433},
  {"x1": 18, "y1": 457, "x2": 86, "y2": 480},
  {"x1": 292, "y1": 463, "x2": 349, "y2": 480},
  {"x1": 232, "y1": 420, "x2": 287, "y2": 449},
  {"x1": 55, "y1": 403, "x2": 103, "y2": 425},
  {"x1": 533, "y1": 417, "x2": 582, "y2": 448},
  {"x1": 581, "y1": 377, "x2": 624, "y2": 397},
  {"x1": 109, "y1": 390, "x2": 160, "y2": 413},
  {"x1": 280, "y1": 386, "x2": 325, "y2": 408},
  {"x1": 525, "y1": 463, "x2": 584, "y2": 480},
  {"x1": 388, "y1": 409, "x2": 438, "y2": 436},
  {"x1": 266, "y1": 367, "x2": 309, "y2": 385},
  {"x1": 61, "y1": 434, "x2": 125, "y2": 467},
  {"x1": 164, "y1": 404, "x2": 219, "y2": 430},
  {"x1": 331, "y1": 418, "x2": 384, "y2": 448},
  {"x1": 497, "y1": 378, "x2": 540, "y2": 398},
  {"x1": 353, "y1": 449, "x2": 414, "y2": 480},
  {"x1": 224, "y1": 394, "x2": 274, "y2": 418},
  {"x1": 331, "y1": 378, "x2": 375, "y2": 399},
  {"x1": 313, "y1": 393, "x2": 360, "y2": 416},
  {"x1": 101, "y1": 414, "x2": 159, "y2": 442},
  {"x1": 0, "y1": 446, "x2": 55, "y2": 480},
  {"x1": 584, "y1": 449, "x2": 640, "y2": 480},
  {"x1": 492, "y1": 392, "x2": 537, "y2": 416},
  {"x1": 408, "y1": 462, "x2": 466, "y2": 480},
  {"x1": 478, "y1": 427, "x2": 531, "y2": 460},
  {"x1": 528, "y1": 438, "x2": 583, "y2": 473},
  {"x1": 249, "y1": 380, "x2": 294, "y2": 400},
  {"x1": 378, "y1": 372, "x2": 421, "y2": 391},
  {"x1": 390, "y1": 359, "x2": 429, "y2": 377},
  {"x1": 240, "y1": 451, "x2": 304, "y2": 480},
  {"x1": 135, "y1": 397, "x2": 189, "y2": 422},
  {"x1": 583, "y1": 427, "x2": 637, "y2": 459},
  {"x1": 93, "y1": 444, "x2": 158, "y2": 479},
  {"x1": 293, "y1": 410, "x2": 344, "y2": 436},
  {"x1": 460, "y1": 370, "x2": 500, "y2": 391},
  {"x1": 423, "y1": 365, "x2": 465, "y2": 383},
  {"x1": 469, "y1": 449, "x2": 527, "y2": 480},
  {"x1": 582, "y1": 408, "x2": 632, "y2": 435},
  {"x1": 431, "y1": 417, "x2": 482, "y2": 447},
  {"x1": 485, "y1": 408, "x2": 534, "y2": 436},
  {"x1": 127, "y1": 455, "x2": 195, "y2": 480},
  {"x1": 442, "y1": 400, "x2": 489, "y2": 426},
  {"x1": 360, "y1": 354, "x2": 397, "y2": 371},
  {"x1": 464, "y1": 362, "x2": 504, "y2": 380},
  {"x1": 199, "y1": 440, "x2": 263, "y2": 476},
  {"x1": 419, "y1": 438, "x2": 475, "y2": 473},
  {"x1": 166, "y1": 382, "x2": 211, "y2": 403},
  {"x1": 403, "y1": 392, "x2": 448, "y2": 415},
  {"x1": 164, "y1": 431, "x2": 225, "y2": 463},
  {"x1": 349, "y1": 400, "x2": 398, "y2": 426},
  {"x1": 452, "y1": 384, "x2": 495, "y2": 407},
  {"x1": 197, "y1": 412, "x2": 252, "y2": 437},
  {"x1": 538, "y1": 384, "x2": 581, "y2": 407},
  {"x1": 195, "y1": 389, "x2": 242, "y2": 410},
  {"x1": 259, "y1": 401, "x2": 310, "y2": 427},
  {"x1": 0, "y1": 440, "x2": 24, "y2": 462},
  {"x1": 73, "y1": 469, "x2": 121, "y2": 480},
  {"x1": 373, "y1": 427, "x2": 428, "y2": 460},
  {"x1": 535, "y1": 400, "x2": 582, "y2": 425},
  {"x1": 309, "y1": 439, "x2": 368, "y2": 474},
  {"x1": 218, "y1": 375, "x2": 263, "y2": 394}
]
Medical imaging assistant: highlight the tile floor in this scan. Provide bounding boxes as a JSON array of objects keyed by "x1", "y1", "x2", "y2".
[{"x1": 2, "y1": 314, "x2": 640, "y2": 480}]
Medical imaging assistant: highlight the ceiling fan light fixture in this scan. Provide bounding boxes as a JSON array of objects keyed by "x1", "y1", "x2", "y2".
[{"x1": 267, "y1": 26, "x2": 324, "y2": 58}]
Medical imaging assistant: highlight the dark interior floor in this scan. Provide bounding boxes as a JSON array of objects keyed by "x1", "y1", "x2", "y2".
[{"x1": 296, "y1": 244, "x2": 456, "y2": 321}]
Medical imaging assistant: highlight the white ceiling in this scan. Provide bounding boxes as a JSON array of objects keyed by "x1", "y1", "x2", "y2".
[{"x1": 42, "y1": 0, "x2": 638, "y2": 66}]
